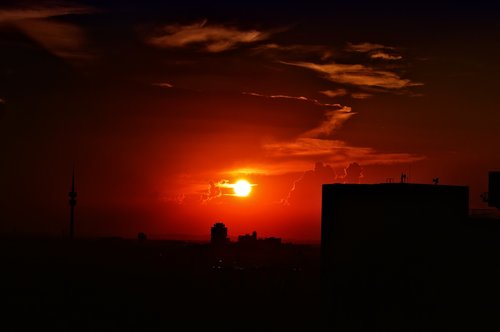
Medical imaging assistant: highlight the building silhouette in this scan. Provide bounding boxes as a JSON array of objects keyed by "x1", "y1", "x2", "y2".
[
  {"x1": 237, "y1": 231, "x2": 282, "y2": 248},
  {"x1": 488, "y1": 171, "x2": 500, "y2": 209},
  {"x1": 210, "y1": 222, "x2": 228, "y2": 245},
  {"x1": 238, "y1": 231, "x2": 257, "y2": 244},
  {"x1": 321, "y1": 182, "x2": 469, "y2": 330}
]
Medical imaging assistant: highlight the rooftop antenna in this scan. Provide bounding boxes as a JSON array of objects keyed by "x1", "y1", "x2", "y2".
[
  {"x1": 68, "y1": 167, "x2": 77, "y2": 240},
  {"x1": 400, "y1": 173, "x2": 407, "y2": 183}
]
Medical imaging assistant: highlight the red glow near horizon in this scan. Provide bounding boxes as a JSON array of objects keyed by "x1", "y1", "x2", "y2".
[{"x1": 0, "y1": 2, "x2": 498, "y2": 242}]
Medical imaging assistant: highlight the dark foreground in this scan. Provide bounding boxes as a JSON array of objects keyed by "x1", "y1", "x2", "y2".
[
  {"x1": 4, "y1": 225, "x2": 500, "y2": 332},
  {"x1": 1, "y1": 238, "x2": 321, "y2": 331}
]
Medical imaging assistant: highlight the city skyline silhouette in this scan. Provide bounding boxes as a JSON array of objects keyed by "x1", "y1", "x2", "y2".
[
  {"x1": 1, "y1": 1, "x2": 500, "y2": 331},
  {"x1": 1, "y1": 1, "x2": 500, "y2": 242}
]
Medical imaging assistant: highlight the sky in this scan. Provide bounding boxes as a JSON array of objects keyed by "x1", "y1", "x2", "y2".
[{"x1": 0, "y1": 1, "x2": 499, "y2": 242}]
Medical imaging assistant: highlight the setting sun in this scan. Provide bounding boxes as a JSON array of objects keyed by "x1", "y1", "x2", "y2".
[{"x1": 233, "y1": 179, "x2": 252, "y2": 197}]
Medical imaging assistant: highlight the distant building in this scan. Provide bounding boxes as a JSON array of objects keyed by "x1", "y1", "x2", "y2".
[
  {"x1": 238, "y1": 231, "x2": 257, "y2": 244},
  {"x1": 321, "y1": 183, "x2": 469, "y2": 330},
  {"x1": 237, "y1": 231, "x2": 282, "y2": 248},
  {"x1": 211, "y1": 222, "x2": 229, "y2": 245},
  {"x1": 137, "y1": 232, "x2": 147, "y2": 242}
]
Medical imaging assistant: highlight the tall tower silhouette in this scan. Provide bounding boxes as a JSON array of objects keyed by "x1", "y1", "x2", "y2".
[{"x1": 68, "y1": 169, "x2": 77, "y2": 239}]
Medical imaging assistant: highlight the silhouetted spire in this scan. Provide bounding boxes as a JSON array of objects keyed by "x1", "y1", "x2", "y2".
[
  {"x1": 69, "y1": 167, "x2": 77, "y2": 240},
  {"x1": 71, "y1": 167, "x2": 75, "y2": 193}
]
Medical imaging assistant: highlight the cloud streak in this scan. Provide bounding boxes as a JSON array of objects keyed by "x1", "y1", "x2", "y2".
[
  {"x1": 152, "y1": 82, "x2": 174, "y2": 88},
  {"x1": 244, "y1": 92, "x2": 422, "y2": 176},
  {"x1": 252, "y1": 43, "x2": 334, "y2": 60},
  {"x1": 320, "y1": 89, "x2": 348, "y2": 98},
  {"x1": 300, "y1": 106, "x2": 354, "y2": 138},
  {"x1": 346, "y1": 42, "x2": 402, "y2": 61},
  {"x1": 148, "y1": 20, "x2": 270, "y2": 52},
  {"x1": 201, "y1": 179, "x2": 256, "y2": 203},
  {"x1": 370, "y1": 51, "x2": 402, "y2": 60},
  {"x1": 243, "y1": 91, "x2": 340, "y2": 107},
  {"x1": 0, "y1": 5, "x2": 92, "y2": 22},
  {"x1": 263, "y1": 138, "x2": 424, "y2": 165},
  {"x1": 346, "y1": 42, "x2": 395, "y2": 53},
  {"x1": 351, "y1": 92, "x2": 373, "y2": 99},
  {"x1": 282, "y1": 61, "x2": 422, "y2": 89}
]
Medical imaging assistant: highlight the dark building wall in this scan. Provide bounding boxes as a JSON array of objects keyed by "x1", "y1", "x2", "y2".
[
  {"x1": 322, "y1": 184, "x2": 469, "y2": 265},
  {"x1": 489, "y1": 171, "x2": 500, "y2": 209},
  {"x1": 321, "y1": 183, "x2": 469, "y2": 330}
]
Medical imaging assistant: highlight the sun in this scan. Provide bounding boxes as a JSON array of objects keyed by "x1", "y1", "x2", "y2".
[{"x1": 233, "y1": 179, "x2": 252, "y2": 197}]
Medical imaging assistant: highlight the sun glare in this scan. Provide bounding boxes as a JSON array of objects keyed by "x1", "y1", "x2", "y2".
[{"x1": 233, "y1": 179, "x2": 252, "y2": 197}]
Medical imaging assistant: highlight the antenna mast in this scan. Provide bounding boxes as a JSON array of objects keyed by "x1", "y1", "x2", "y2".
[{"x1": 68, "y1": 168, "x2": 77, "y2": 240}]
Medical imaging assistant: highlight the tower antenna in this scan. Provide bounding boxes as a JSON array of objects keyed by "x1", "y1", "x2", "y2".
[{"x1": 68, "y1": 167, "x2": 77, "y2": 240}]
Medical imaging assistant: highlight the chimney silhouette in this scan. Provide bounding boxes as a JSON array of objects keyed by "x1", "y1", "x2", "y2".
[{"x1": 68, "y1": 168, "x2": 77, "y2": 239}]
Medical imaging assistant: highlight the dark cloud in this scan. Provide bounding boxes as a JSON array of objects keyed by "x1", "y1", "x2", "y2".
[
  {"x1": 0, "y1": 4, "x2": 94, "y2": 64},
  {"x1": 0, "y1": 5, "x2": 92, "y2": 22},
  {"x1": 284, "y1": 161, "x2": 363, "y2": 208},
  {"x1": 15, "y1": 19, "x2": 93, "y2": 64},
  {"x1": 283, "y1": 162, "x2": 337, "y2": 206},
  {"x1": 341, "y1": 162, "x2": 363, "y2": 184}
]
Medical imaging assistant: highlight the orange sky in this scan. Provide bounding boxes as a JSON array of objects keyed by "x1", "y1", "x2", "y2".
[{"x1": 0, "y1": 1, "x2": 499, "y2": 241}]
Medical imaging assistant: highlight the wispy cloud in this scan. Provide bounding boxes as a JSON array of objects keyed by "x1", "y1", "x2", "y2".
[
  {"x1": 370, "y1": 51, "x2": 402, "y2": 60},
  {"x1": 148, "y1": 20, "x2": 270, "y2": 52},
  {"x1": 263, "y1": 138, "x2": 424, "y2": 165},
  {"x1": 320, "y1": 89, "x2": 348, "y2": 98},
  {"x1": 346, "y1": 42, "x2": 395, "y2": 53},
  {"x1": 243, "y1": 91, "x2": 422, "y2": 175},
  {"x1": 346, "y1": 42, "x2": 402, "y2": 61},
  {"x1": 282, "y1": 61, "x2": 422, "y2": 89},
  {"x1": 201, "y1": 179, "x2": 257, "y2": 203},
  {"x1": 264, "y1": 138, "x2": 344, "y2": 158},
  {"x1": 320, "y1": 89, "x2": 373, "y2": 101},
  {"x1": 248, "y1": 92, "x2": 423, "y2": 176},
  {"x1": 351, "y1": 92, "x2": 373, "y2": 99},
  {"x1": 252, "y1": 43, "x2": 334, "y2": 60},
  {"x1": 0, "y1": 5, "x2": 92, "y2": 22},
  {"x1": 152, "y1": 82, "x2": 174, "y2": 88},
  {"x1": 300, "y1": 106, "x2": 354, "y2": 138},
  {"x1": 223, "y1": 141, "x2": 423, "y2": 177},
  {"x1": 243, "y1": 92, "x2": 340, "y2": 107}
]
